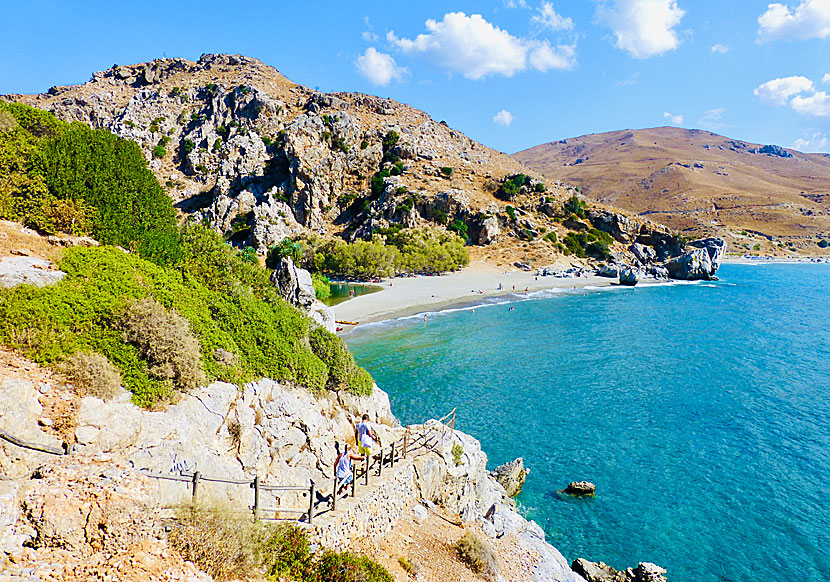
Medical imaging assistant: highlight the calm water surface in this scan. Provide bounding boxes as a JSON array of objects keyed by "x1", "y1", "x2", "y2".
[{"x1": 345, "y1": 263, "x2": 830, "y2": 582}]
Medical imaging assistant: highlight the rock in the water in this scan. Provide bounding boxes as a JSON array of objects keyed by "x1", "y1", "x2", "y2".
[
  {"x1": 490, "y1": 457, "x2": 530, "y2": 497},
  {"x1": 619, "y1": 267, "x2": 640, "y2": 286},
  {"x1": 565, "y1": 481, "x2": 595, "y2": 496},
  {"x1": 665, "y1": 248, "x2": 712, "y2": 280},
  {"x1": 271, "y1": 257, "x2": 316, "y2": 310},
  {"x1": 686, "y1": 237, "x2": 725, "y2": 273},
  {"x1": 572, "y1": 559, "x2": 667, "y2": 582}
]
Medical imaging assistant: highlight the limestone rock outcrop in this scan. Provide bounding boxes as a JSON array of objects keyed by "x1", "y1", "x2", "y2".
[
  {"x1": 490, "y1": 457, "x2": 530, "y2": 497},
  {"x1": 270, "y1": 256, "x2": 335, "y2": 332},
  {"x1": 572, "y1": 559, "x2": 667, "y2": 582},
  {"x1": 619, "y1": 267, "x2": 640, "y2": 286},
  {"x1": 0, "y1": 257, "x2": 65, "y2": 289},
  {"x1": 665, "y1": 238, "x2": 726, "y2": 280},
  {"x1": 565, "y1": 481, "x2": 596, "y2": 496}
]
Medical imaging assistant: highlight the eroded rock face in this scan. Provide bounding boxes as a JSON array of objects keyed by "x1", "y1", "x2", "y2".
[
  {"x1": 619, "y1": 267, "x2": 640, "y2": 286},
  {"x1": 490, "y1": 457, "x2": 530, "y2": 497},
  {"x1": 272, "y1": 256, "x2": 316, "y2": 310},
  {"x1": 687, "y1": 237, "x2": 725, "y2": 272},
  {"x1": 572, "y1": 559, "x2": 668, "y2": 582},
  {"x1": 597, "y1": 263, "x2": 621, "y2": 278},
  {"x1": 477, "y1": 215, "x2": 501, "y2": 245},
  {"x1": 665, "y1": 247, "x2": 714, "y2": 280}
]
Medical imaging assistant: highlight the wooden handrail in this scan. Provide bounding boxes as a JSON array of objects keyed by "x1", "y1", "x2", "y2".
[{"x1": 0, "y1": 429, "x2": 68, "y2": 456}]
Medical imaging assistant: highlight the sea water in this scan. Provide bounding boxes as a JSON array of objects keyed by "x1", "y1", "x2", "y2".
[{"x1": 344, "y1": 264, "x2": 830, "y2": 582}]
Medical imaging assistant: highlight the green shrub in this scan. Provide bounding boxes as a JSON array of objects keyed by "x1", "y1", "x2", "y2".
[
  {"x1": 534, "y1": 182, "x2": 546, "y2": 193},
  {"x1": 432, "y1": 209, "x2": 448, "y2": 225},
  {"x1": 117, "y1": 297, "x2": 206, "y2": 391},
  {"x1": 316, "y1": 551, "x2": 393, "y2": 582},
  {"x1": 543, "y1": 231, "x2": 558, "y2": 244},
  {"x1": 562, "y1": 229, "x2": 612, "y2": 259},
  {"x1": 267, "y1": 237, "x2": 304, "y2": 268},
  {"x1": 440, "y1": 166, "x2": 453, "y2": 177},
  {"x1": 360, "y1": 140, "x2": 370, "y2": 150},
  {"x1": 237, "y1": 246, "x2": 259, "y2": 264},
  {"x1": 456, "y1": 530, "x2": 498, "y2": 581},
  {"x1": 312, "y1": 272, "x2": 331, "y2": 300},
  {"x1": 152, "y1": 144, "x2": 166, "y2": 159},
  {"x1": 0, "y1": 103, "x2": 181, "y2": 264},
  {"x1": 451, "y1": 442, "x2": 463, "y2": 466},
  {"x1": 818, "y1": 239, "x2": 829, "y2": 249},
  {"x1": 60, "y1": 351, "x2": 122, "y2": 401},
  {"x1": 0, "y1": 110, "x2": 16, "y2": 133},
  {"x1": 309, "y1": 327, "x2": 373, "y2": 394},
  {"x1": 182, "y1": 139, "x2": 195, "y2": 154},
  {"x1": 563, "y1": 195, "x2": 587, "y2": 218},
  {"x1": 505, "y1": 206, "x2": 516, "y2": 221},
  {"x1": 370, "y1": 169, "x2": 390, "y2": 197},
  {"x1": 447, "y1": 219, "x2": 468, "y2": 241}
]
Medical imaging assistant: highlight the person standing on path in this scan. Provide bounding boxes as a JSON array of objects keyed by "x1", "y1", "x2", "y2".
[
  {"x1": 334, "y1": 443, "x2": 363, "y2": 496},
  {"x1": 357, "y1": 414, "x2": 379, "y2": 457}
]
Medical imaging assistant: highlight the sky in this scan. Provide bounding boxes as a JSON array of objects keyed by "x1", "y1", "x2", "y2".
[{"x1": 1, "y1": 0, "x2": 829, "y2": 154}]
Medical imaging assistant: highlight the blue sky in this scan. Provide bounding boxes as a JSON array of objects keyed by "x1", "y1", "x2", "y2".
[{"x1": 2, "y1": 1, "x2": 829, "y2": 153}]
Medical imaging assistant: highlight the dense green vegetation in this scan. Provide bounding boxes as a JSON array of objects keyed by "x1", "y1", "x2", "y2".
[
  {"x1": 0, "y1": 103, "x2": 374, "y2": 406},
  {"x1": 171, "y1": 505, "x2": 393, "y2": 582},
  {"x1": 563, "y1": 195, "x2": 587, "y2": 218},
  {"x1": 0, "y1": 102, "x2": 182, "y2": 264},
  {"x1": 0, "y1": 225, "x2": 373, "y2": 406},
  {"x1": 562, "y1": 228, "x2": 613, "y2": 259},
  {"x1": 289, "y1": 227, "x2": 469, "y2": 279}
]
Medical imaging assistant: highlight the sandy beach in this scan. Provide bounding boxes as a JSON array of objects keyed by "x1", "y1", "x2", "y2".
[{"x1": 331, "y1": 261, "x2": 616, "y2": 325}]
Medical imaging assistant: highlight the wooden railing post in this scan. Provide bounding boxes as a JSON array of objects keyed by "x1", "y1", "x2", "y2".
[
  {"x1": 192, "y1": 471, "x2": 201, "y2": 505},
  {"x1": 252, "y1": 476, "x2": 260, "y2": 521},
  {"x1": 364, "y1": 456, "x2": 369, "y2": 486},
  {"x1": 450, "y1": 411, "x2": 456, "y2": 439},
  {"x1": 403, "y1": 427, "x2": 409, "y2": 459},
  {"x1": 351, "y1": 463, "x2": 356, "y2": 497},
  {"x1": 378, "y1": 448, "x2": 383, "y2": 477},
  {"x1": 331, "y1": 472, "x2": 337, "y2": 512},
  {"x1": 308, "y1": 481, "x2": 315, "y2": 524},
  {"x1": 391, "y1": 442, "x2": 396, "y2": 467}
]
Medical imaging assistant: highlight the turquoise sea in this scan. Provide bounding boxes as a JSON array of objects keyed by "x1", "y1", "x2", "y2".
[{"x1": 344, "y1": 263, "x2": 830, "y2": 582}]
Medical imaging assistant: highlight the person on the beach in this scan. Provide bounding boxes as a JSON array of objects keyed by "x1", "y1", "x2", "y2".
[
  {"x1": 334, "y1": 443, "x2": 363, "y2": 495},
  {"x1": 357, "y1": 414, "x2": 379, "y2": 456}
]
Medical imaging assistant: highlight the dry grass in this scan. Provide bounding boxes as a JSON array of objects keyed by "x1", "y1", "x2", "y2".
[
  {"x1": 456, "y1": 530, "x2": 499, "y2": 581},
  {"x1": 118, "y1": 297, "x2": 205, "y2": 390},
  {"x1": 169, "y1": 504, "x2": 264, "y2": 581},
  {"x1": 0, "y1": 110, "x2": 16, "y2": 133},
  {"x1": 60, "y1": 351, "x2": 122, "y2": 401}
]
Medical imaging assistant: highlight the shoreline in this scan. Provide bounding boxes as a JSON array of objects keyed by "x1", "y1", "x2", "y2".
[{"x1": 332, "y1": 261, "x2": 672, "y2": 327}]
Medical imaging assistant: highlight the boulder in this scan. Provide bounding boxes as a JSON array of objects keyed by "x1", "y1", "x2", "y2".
[
  {"x1": 619, "y1": 267, "x2": 640, "y2": 286},
  {"x1": 587, "y1": 210, "x2": 637, "y2": 243},
  {"x1": 490, "y1": 457, "x2": 530, "y2": 497},
  {"x1": 629, "y1": 243, "x2": 656, "y2": 265},
  {"x1": 514, "y1": 261, "x2": 532, "y2": 272},
  {"x1": 597, "y1": 264, "x2": 621, "y2": 278},
  {"x1": 271, "y1": 257, "x2": 316, "y2": 310},
  {"x1": 0, "y1": 257, "x2": 65, "y2": 289},
  {"x1": 477, "y1": 215, "x2": 501, "y2": 245},
  {"x1": 565, "y1": 481, "x2": 595, "y2": 496},
  {"x1": 563, "y1": 215, "x2": 590, "y2": 232},
  {"x1": 686, "y1": 237, "x2": 725, "y2": 273},
  {"x1": 572, "y1": 559, "x2": 667, "y2": 582},
  {"x1": 664, "y1": 248, "x2": 714, "y2": 280}
]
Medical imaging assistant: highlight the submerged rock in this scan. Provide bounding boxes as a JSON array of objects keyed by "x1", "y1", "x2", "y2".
[
  {"x1": 491, "y1": 457, "x2": 530, "y2": 497},
  {"x1": 565, "y1": 481, "x2": 595, "y2": 496}
]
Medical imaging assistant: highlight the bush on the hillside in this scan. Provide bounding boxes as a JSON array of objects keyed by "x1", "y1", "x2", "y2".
[
  {"x1": 117, "y1": 297, "x2": 206, "y2": 391},
  {"x1": 562, "y1": 229, "x2": 613, "y2": 259},
  {"x1": 563, "y1": 195, "x2": 587, "y2": 218},
  {"x1": 266, "y1": 237, "x2": 303, "y2": 268},
  {"x1": 60, "y1": 352, "x2": 122, "y2": 401},
  {"x1": 440, "y1": 166, "x2": 453, "y2": 177},
  {"x1": 309, "y1": 327, "x2": 373, "y2": 395},
  {"x1": 312, "y1": 272, "x2": 331, "y2": 300},
  {"x1": 818, "y1": 239, "x2": 829, "y2": 249},
  {"x1": 171, "y1": 505, "x2": 391, "y2": 582},
  {"x1": 456, "y1": 531, "x2": 498, "y2": 581},
  {"x1": 170, "y1": 504, "x2": 265, "y2": 581}
]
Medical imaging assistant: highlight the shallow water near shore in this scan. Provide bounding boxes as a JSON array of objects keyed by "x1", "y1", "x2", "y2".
[{"x1": 344, "y1": 263, "x2": 830, "y2": 582}]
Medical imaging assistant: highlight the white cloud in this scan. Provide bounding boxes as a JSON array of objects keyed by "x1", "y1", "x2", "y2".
[
  {"x1": 595, "y1": 0, "x2": 686, "y2": 59},
  {"x1": 792, "y1": 132, "x2": 830, "y2": 152},
  {"x1": 362, "y1": 31, "x2": 380, "y2": 42},
  {"x1": 710, "y1": 43, "x2": 729, "y2": 54},
  {"x1": 753, "y1": 76, "x2": 815, "y2": 105},
  {"x1": 699, "y1": 108, "x2": 727, "y2": 129},
  {"x1": 791, "y1": 91, "x2": 830, "y2": 116},
  {"x1": 503, "y1": 0, "x2": 530, "y2": 8},
  {"x1": 664, "y1": 111, "x2": 684, "y2": 125},
  {"x1": 757, "y1": 0, "x2": 830, "y2": 42},
  {"x1": 532, "y1": 2, "x2": 574, "y2": 31},
  {"x1": 823, "y1": 73, "x2": 830, "y2": 83},
  {"x1": 493, "y1": 109, "x2": 515, "y2": 126},
  {"x1": 387, "y1": 12, "x2": 576, "y2": 80},
  {"x1": 355, "y1": 48, "x2": 407, "y2": 86}
]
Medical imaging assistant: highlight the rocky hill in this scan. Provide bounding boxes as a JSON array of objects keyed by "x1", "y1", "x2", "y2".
[
  {"x1": 4, "y1": 54, "x2": 712, "y2": 274},
  {"x1": 515, "y1": 127, "x2": 830, "y2": 255}
]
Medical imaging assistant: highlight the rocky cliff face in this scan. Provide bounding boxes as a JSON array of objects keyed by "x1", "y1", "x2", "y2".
[{"x1": 1, "y1": 369, "x2": 584, "y2": 582}]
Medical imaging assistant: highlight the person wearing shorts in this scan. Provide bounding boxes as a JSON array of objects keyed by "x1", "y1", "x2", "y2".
[{"x1": 357, "y1": 414, "x2": 378, "y2": 456}]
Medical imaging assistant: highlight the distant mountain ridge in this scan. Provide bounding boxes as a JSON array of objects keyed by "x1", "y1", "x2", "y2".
[{"x1": 515, "y1": 126, "x2": 830, "y2": 248}]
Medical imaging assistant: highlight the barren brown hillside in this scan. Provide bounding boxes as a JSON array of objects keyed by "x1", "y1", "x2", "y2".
[{"x1": 515, "y1": 127, "x2": 830, "y2": 246}]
